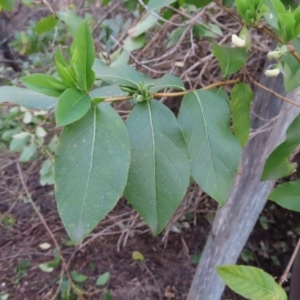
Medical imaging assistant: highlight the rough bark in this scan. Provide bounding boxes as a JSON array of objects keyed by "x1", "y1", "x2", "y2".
[{"x1": 187, "y1": 71, "x2": 300, "y2": 300}]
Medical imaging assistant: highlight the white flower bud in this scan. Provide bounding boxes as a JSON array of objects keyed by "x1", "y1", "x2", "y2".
[
  {"x1": 231, "y1": 34, "x2": 246, "y2": 48},
  {"x1": 265, "y1": 68, "x2": 281, "y2": 77},
  {"x1": 267, "y1": 51, "x2": 282, "y2": 60}
]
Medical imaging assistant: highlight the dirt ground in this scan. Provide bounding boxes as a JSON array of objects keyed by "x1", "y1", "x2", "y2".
[
  {"x1": 1, "y1": 1, "x2": 300, "y2": 299},
  {"x1": 1, "y1": 151, "x2": 299, "y2": 300}
]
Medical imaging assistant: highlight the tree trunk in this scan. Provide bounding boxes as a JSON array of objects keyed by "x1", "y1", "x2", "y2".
[{"x1": 187, "y1": 70, "x2": 300, "y2": 299}]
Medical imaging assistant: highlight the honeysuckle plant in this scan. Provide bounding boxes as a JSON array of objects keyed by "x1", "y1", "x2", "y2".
[{"x1": 1, "y1": 0, "x2": 300, "y2": 299}]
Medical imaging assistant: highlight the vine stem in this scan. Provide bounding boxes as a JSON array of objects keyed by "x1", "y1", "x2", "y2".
[
  {"x1": 247, "y1": 75, "x2": 300, "y2": 109},
  {"x1": 279, "y1": 237, "x2": 300, "y2": 285},
  {"x1": 103, "y1": 78, "x2": 241, "y2": 103}
]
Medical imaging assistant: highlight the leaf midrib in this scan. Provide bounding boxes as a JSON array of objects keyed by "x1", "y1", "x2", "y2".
[
  {"x1": 79, "y1": 106, "x2": 96, "y2": 225},
  {"x1": 147, "y1": 101, "x2": 157, "y2": 225},
  {"x1": 194, "y1": 92, "x2": 219, "y2": 198}
]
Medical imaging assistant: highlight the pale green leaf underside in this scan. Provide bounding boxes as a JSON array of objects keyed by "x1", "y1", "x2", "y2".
[
  {"x1": 178, "y1": 90, "x2": 241, "y2": 205},
  {"x1": 269, "y1": 180, "x2": 300, "y2": 212},
  {"x1": 146, "y1": 73, "x2": 185, "y2": 93},
  {"x1": 89, "y1": 86, "x2": 127, "y2": 99},
  {"x1": 125, "y1": 100, "x2": 190, "y2": 234},
  {"x1": 217, "y1": 265, "x2": 287, "y2": 300},
  {"x1": 55, "y1": 104, "x2": 130, "y2": 244},
  {"x1": 0, "y1": 86, "x2": 57, "y2": 110},
  {"x1": 262, "y1": 113, "x2": 300, "y2": 181},
  {"x1": 93, "y1": 59, "x2": 146, "y2": 88}
]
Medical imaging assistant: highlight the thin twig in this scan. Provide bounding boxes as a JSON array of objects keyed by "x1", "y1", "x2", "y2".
[
  {"x1": 103, "y1": 78, "x2": 240, "y2": 102},
  {"x1": 248, "y1": 75, "x2": 300, "y2": 109},
  {"x1": 279, "y1": 238, "x2": 300, "y2": 285},
  {"x1": 214, "y1": 0, "x2": 243, "y2": 25}
]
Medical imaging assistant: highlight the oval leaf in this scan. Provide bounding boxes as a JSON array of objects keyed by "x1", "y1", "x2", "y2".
[
  {"x1": 55, "y1": 104, "x2": 130, "y2": 244},
  {"x1": 0, "y1": 86, "x2": 57, "y2": 110},
  {"x1": 216, "y1": 265, "x2": 287, "y2": 300},
  {"x1": 35, "y1": 15, "x2": 58, "y2": 35},
  {"x1": 231, "y1": 83, "x2": 254, "y2": 146},
  {"x1": 212, "y1": 44, "x2": 248, "y2": 76},
  {"x1": 269, "y1": 180, "x2": 300, "y2": 212},
  {"x1": 178, "y1": 90, "x2": 241, "y2": 205},
  {"x1": 71, "y1": 21, "x2": 95, "y2": 91},
  {"x1": 89, "y1": 86, "x2": 127, "y2": 100},
  {"x1": 145, "y1": 73, "x2": 185, "y2": 93},
  {"x1": 262, "y1": 113, "x2": 300, "y2": 181},
  {"x1": 21, "y1": 74, "x2": 66, "y2": 97},
  {"x1": 93, "y1": 59, "x2": 145, "y2": 89},
  {"x1": 55, "y1": 88, "x2": 91, "y2": 127},
  {"x1": 124, "y1": 100, "x2": 190, "y2": 235},
  {"x1": 96, "y1": 272, "x2": 110, "y2": 286}
]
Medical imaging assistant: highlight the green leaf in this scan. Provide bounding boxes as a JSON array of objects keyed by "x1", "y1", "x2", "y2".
[
  {"x1": 178, "y1": 90, "x2": 241, "y2": 205},
  {"x1": 235, "y1": 0, "x2": 249, "y2": 20},
  {"x1": 55, "y1": 88, "x2": 91, "y2": 127},
  {"x1": 145, "y1": 73, "x2": 185, "y2": 93},
  {"x1": 93, "y1": 59, "x2": 145, "y2": 88},
  {"x1": 125, "y1": 100, "x2": 190, "y2": 234},
  {"x1": 35, "y1": 15, "x2": 58, "y2": 35},
  {"x1": 128, "y1": 14, "x2": 158, "y2": 37},
  {"x1": 21, "y1": 74, "x2": 66, "y2": 97},
  {"x1": 0, "y1": 0, "x2": 16, "y2": 11},
  {"x1": 39, "y1": 262, "x2": 54, "y2": 273},
  {"x1": 283, "y1": 52, "x2": 300, "y2": 92},
  {"x1": 132, "y1": 250, "x2": 145, "y2": 261},
  {"x1": 9, "y1": 132, "x2": 30, "y2": 152},
  {"x1": 223, "y1": 0, "x2": 234, "y2": 7},
  {"x1": 89, "y1": 86, "x2": 127, "y2": 100},
  {"x1": 57, "y1": 11, "x2": 84, "y2": 37},
  {"x1": 278, "y1": 13, "x2": 295, "y2": 43},
  {"x1": 262, "y1": 113, "x2": 300, "y2": 181},
  {"x1": 103, "y1": 290, "x2": 112, "y2": 300},
  {"x1": 216, "y1": 265, "x2": 287, "y2": 300},
  {"x1": 167, "y1": 27, "x2": 185, "y2": 48},
  {"x1": 55, "y1": 47, "x2": 77, "y2": 88},
  {"x1": 70, "y1": 270, "x2": 87, "y2": 283},
  {"x1": 212, "y1": 44, "x2": 248, "y2": 76},
  {"x1": 55, "y1": 104, "x2": 130, "y2": 245},
  {"x1": 40, "y1": 158, "x2": 55, "y2": 186},
  {"x1": 271, "y1": 0, "x2": 286, "y2": 14},
  {"x1": 147, "y1": 0, "x2": 176, "y2": 11},
  {"x1": 0, "y1": 86, "x2": 57, "y2": 110},
  {"x1": 209, "y1": 87, "x2": 230, "y2": 107},
  {"x1": 96, "y1": 272, "x2": 110, "y2": 286},
  {"x1": 71, "y1": 21, "x2": 95, "y2": 92},
  {"x1": 19, "y1": 142, "x2": 37, "y2": 162},
  {"x1": 184, "y1": 0, "x2": 213, "y2": 8},
  {"x1": 230, "y1": 83, "x2": 254, "y2": 146},
  {"x1": 193, "y1": 23, "x2": 222, "y2": 39},
  {"x1": 269, "y1": 180, "x2": 300, "y2": 212}
]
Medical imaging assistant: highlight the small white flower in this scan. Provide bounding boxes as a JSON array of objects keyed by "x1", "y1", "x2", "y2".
[
  {"x1": 267, "y1": 51, "x2": 282, "y2": 60},
  {"x1": 231, "y1": 34, "x2": 246, "y2": 48},
  {"x1": 39, "y1": 242, "x2": 51, "y2": 250},
  {"x1": 265, "y1": 68, "x2": 281, "y2": 77}
]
